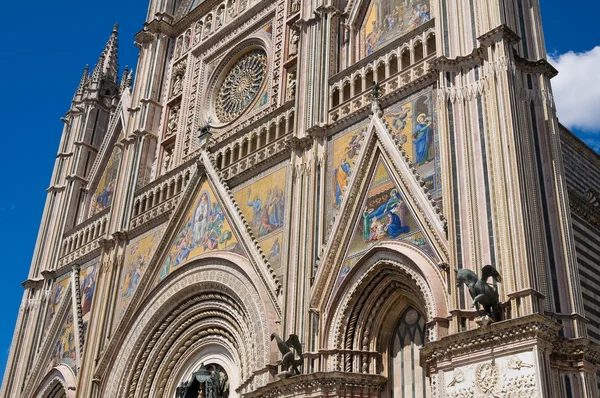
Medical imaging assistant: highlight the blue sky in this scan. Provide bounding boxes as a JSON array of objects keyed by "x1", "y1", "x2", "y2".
[{"x1": 0, "y1": 0, "x2": 598, "y2": 383}]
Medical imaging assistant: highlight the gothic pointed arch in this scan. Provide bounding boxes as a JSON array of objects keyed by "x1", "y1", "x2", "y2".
[
  {"x1": 31, "y1": 365, "x2": 77, "y2": 398},
  {"x1": 314, "y1": 111, "x2": 448, "y2": 312},
  {"x1": 99, "y1": 254, "x2": 276, "y2": 397},
  {"x1": 323, "y1": 247, "x2": 447, "y2": 397}
]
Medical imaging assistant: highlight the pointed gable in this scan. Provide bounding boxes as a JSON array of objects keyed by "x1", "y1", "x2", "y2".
[
  {"x1": 156, "y1": 178, "x2": 245, "y2": 283},
  {"x1": 338, "y1": 158, "x2": 436, "y2": 284}
]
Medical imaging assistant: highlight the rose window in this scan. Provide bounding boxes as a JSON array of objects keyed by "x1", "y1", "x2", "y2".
[{"x1": 215, "y1": 49, "x2": 267, "y2": 123}]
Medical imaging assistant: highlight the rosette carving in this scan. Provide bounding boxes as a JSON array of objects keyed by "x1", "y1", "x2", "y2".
[{"x1": 215, "y1": 49, "x2": 267, "y2": 122}]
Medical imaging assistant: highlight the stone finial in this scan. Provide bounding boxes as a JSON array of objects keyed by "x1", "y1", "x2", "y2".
[
  {"x1": 76, "y1": 64, "x2": 90, "y2": 95},
  {"x1": 119, "y1": 65, "x2": 129, "y2": 92}
]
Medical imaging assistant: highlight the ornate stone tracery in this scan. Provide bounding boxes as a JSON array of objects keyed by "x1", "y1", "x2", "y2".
[{"x1": 215, "y1": 49, "x2": 267, "y2": 123}]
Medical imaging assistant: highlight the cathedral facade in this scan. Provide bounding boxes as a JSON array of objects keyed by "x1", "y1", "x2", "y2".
[{"x1": 2, "y1": 0, "x2": 600, "y2": 397}]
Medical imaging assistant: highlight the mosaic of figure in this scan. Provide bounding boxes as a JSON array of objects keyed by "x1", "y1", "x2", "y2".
[
  {"x1": 158, "y1": 182, "x2": 241, "y2": 282},
  {"x1": 115, "y1": 227, "x2": 165, "y2": 323},
  {"x1": 361, "y1": 0, "x2": 430, "y2": 55},
  {"x1": 50, "y1": 311, "x2": 77, "y2": 369},
  {"x1": 331, "y1": 126, "x2": 367, "y2": 208},
  {"x1": 385, "y1": 87, "x2": 440, "y2": 198},
  {"x1": 90, "y1": 146, "x2": 122, "y2": 216},
  {"x1": 79, "y1": 260, "x2": 98, "y2": 325},
  {"x1": 45, "y1": 274, "x2": 70, "y2": 330},
  {"x1": 340, "y1": 160, "x2": 435, "y2": 281},
  {"x1": 245, "y1": 186, "x2": 284, "y2": 236},
  {"x1": 233, "y1": 167, "x2": 287, "y2": 271}
]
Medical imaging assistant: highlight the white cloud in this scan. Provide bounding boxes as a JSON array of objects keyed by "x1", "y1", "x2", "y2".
[{"x1": 548, "y1": 47, "x2": 600, "y2": 133}]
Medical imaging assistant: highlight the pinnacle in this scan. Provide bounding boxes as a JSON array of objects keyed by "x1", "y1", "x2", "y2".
[
  {"x1": 77, "y1": 64, "x2": 90, "y2": 93},
  {"x1": 91, "y1": 23, "x2": 119, "y2": 84}
]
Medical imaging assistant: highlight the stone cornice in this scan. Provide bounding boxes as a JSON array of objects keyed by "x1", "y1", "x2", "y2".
[
  {"x1": 477, "y1": 24, "x2": 521, "y2": 46},
  {"x1": 552, "y1": 337, "x2": 600, "y2": 366},
  {"x1": 430, "y1": 49, "x2": 484, "y2": 73},
  {"x1": 420, "y1": 314, "x2": 562, "y2": 372},
  {"x1": 560, "y1": 123, "x2": 600, "y2": 168},
  {"x1": 21, "y1": 278, "x2": 44, "y2": 289},
  {"x1": 514, "y1": 53, "x2": 558, "y2": 78},
  {"x1": 242, "y1": 372, "x2": 386, "y2": 398}
]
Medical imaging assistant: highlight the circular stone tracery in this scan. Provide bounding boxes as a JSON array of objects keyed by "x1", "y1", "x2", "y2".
[{"x1": 215, "y1": 49, "x2": 267, "y2": 123}]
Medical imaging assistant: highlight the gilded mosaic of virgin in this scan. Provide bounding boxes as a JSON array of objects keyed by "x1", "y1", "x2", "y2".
[{"x1": 158, "y1": 181, "x2": 242, "y2": 282}]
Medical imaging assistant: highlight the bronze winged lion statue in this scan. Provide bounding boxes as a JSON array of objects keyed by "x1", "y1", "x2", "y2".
[
  {"x1": 455, "y1": 264, "x2": 502, "y2": 321},
  {"x1": 271, "y1": 333, "x2": 303, "y2": 375}
]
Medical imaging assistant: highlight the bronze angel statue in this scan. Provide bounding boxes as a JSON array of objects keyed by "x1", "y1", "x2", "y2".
[
  {"x1": 455, "y1": 264, "x2": 503, "y2": 321},
  {"x1": 271, "y1": 333, "x2": 303, "y2": 375}
]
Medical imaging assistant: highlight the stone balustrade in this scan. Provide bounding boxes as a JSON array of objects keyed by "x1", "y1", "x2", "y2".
[
  {"x1": 130, "y1": 159, "x2": 196, "y2": 230},
  {"x1": 329, "y1": 26, "x2": 436, "y2": 123},
  {"x1": 58, "y1": 209, "x2": 110, "y2": 267}
]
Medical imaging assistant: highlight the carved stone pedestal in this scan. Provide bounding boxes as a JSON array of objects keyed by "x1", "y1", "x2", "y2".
[
  {"x1": 242, "y1": 371, "x2": 386, "y2": 398},
  {"x1": 421, "y1": 314, "x2": 600, "y2": 398}
]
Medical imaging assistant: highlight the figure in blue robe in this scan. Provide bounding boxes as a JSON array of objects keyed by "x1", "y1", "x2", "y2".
[
  {"x1": 412, "y1": 113, "x2": 431, "y2": 166},
  {"x1": 387, "y1": 210, "x2": 410, "y2": 238},
  {"x1": 362, "y1": 190, "x2": 404, "y2": 241},
  {"x1": 334, "y1": 159, "x2": 352, "y2": 207}
]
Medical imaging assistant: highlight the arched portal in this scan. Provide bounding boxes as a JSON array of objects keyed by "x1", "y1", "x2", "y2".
[
  {"x1": 102, "y1": 253, "x2": 276, "y2": 398},
  {"x1": 324, "y1": 244, "x2": 448, "y2": 397}
]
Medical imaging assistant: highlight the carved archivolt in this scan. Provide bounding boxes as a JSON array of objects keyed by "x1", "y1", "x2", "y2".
[
  {"x1": 32, "y1": 365, "x2": 77, "y2": 398},
  {"x1": 102, "y1": 257, "x2": 273, "y2": 398},
  {"x1": 325, "y1": 247, "x2": 447, "y2": 373},
  {"x1": 215, "y1": 49, "x2": 267, "y2": 123}
]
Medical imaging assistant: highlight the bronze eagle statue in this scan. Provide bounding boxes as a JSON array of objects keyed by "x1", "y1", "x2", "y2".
[
  {"x1": 271, "y1": 333, "x2": 303, "y2": 375},
  {"x1": 455, "y1": 264, "x2": 502, "y2": 321}
]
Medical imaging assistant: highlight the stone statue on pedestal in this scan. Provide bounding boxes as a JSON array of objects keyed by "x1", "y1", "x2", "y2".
[
  {"x1": 455, "y1": 264, "x2": 503, "y2": 322},
  {"x1": 271, "y1": 333, "x2": 303, "y2": 377}
]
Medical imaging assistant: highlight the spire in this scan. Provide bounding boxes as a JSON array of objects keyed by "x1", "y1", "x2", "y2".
[
  {"x1": 76, "y1": 64, "x2": 90, "y2": 95},
  {"x1": 91, "y1": 23, "x2": 119, "y2": 84}
]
